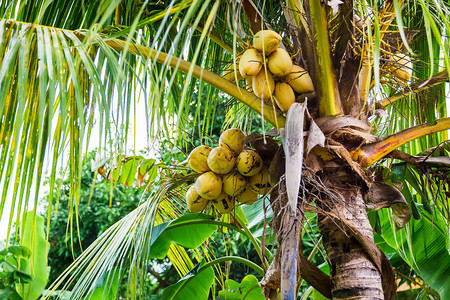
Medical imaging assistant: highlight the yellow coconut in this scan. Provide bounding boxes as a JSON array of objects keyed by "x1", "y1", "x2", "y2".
[
  {"x1": 223, "y1": 57, "x2": 243, "y2": 82},
  {"x1": 274, "y1": 82, "x2": 295, "y2": 112},
  {"x1": 186, "y1": 185, "x2": 209, "y2": 212},
  {"x1": 207, "y1": 146, "x2": 236, "y2": 174},
  {"x1": 389, "y1": 53, "x2": 412, "y2": 81},
  {"x1": 249, "y1": 169, "x2": 271, "y2": 194},
  {"x1": 222, "y1": 172, "x2": 247, "y2": 196},
  {"x1": 253, "y1": 30, "x2": 282, "y2": 54},
  {"x1": 268, "y1": 48, "x2": 293, "y2": 77},
  {"x1": 252, "y1": 69, "x2": 275, "y2": 100},
  {"x1": 284, "y1": 65, "x2": 314, "y2": 93},
  {"x1": 219, "y1": 128, "x2": 245, "y2": 154},
  {"x1": 236, "y1": 187, "x2": 259, "y2": 205},
  {"x1": 212, "y1": 192, "x2": 235, "y2": 214},
  {"x1": 237, "y1": 150, "x2": 263, "y2": 177},
  {"x1": 195, "y1": 171, "x2": 222, "y2": 200},
  {"x1": 239, "y1": 48, "x2": 263, "y2": 78},
  {"x1": 188, "y1": 145, "x2": 212, "y2": 173}
]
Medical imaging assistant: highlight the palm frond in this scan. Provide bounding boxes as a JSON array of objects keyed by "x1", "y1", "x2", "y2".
[
  {"x1": 45, "y1": 175, "x2": 193, "y2": 299},
  {"x1": 0, "y1": 19, "x2": 137, "y2": 242},
  {"x1": 0, "y1": 0, "x2": 285, "y2": 243},
  {"x1": 372, "y1": 2, "x2": 448, "y2": 155}
]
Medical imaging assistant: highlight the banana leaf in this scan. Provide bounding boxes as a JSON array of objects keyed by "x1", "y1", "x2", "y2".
[
  {"x1": 149, "y1": 213, "x2": 218, "y2": 259},
  {"x1": 162, "y1": 263, "x2": 214, "y2": 300},
  {"x1": 377, "y1": 205, "x2": 450, "y2": 299},
  {"x1": 16, "y1": 210, "x2": 50, "y2": 300}
]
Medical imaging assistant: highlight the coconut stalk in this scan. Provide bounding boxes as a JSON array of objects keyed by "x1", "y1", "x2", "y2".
[
  {"x1": 377, "y1": 69, "x2": 450, "y2": 108},
  {"x1": 352, "y1": 118, "x2": 450, "y2": 167},
  {"x1": 305, "y1": 0, "x2": 343, "y2": 116}
]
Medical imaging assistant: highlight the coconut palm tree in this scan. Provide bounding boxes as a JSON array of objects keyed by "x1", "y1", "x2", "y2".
[{"x1": 0, "y1": 0, "x2": 449, "y2": 299}]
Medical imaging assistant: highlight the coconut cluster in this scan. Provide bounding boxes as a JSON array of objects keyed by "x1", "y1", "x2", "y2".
[
  {"x1": 223, "y1": 30, "x2": 314, "y2": 112},
  {"x1": 186, "y1": 128, "x2": 271, "y2": 214}
]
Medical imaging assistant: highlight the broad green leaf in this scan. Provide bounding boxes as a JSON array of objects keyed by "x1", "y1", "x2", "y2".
[
  {"x1": 162, "y1": 264, "x2": 214, "y2": 300},
  {"x1": 240, "y1": 275, "x2": 264, "y2": 300},
  {"x1": 218, "y1": 279, "x2": 241, "y2": 300},
  {"x1": 109, "y1": 155, "x2": 125, "y2": 182},
  {"x1": 147, "y1": 165, "x2": 159, "y2": 182},
  {"x1": 13, "y1": 269, "x2": 33, "y2": 283},
  {"x1": 118, "y1": 157, "x2": 141, "y2": 186},
  {"x1": 0, "y1": 259, "x2": 33, "y2": 283},
  {"x1": 312, "y1": 288, "x2": 330, "y2": 300},
  {"x1": 136, "y1": 158, "x2": 156, "y2": 186},
  {"x1": 15, "y1": 210, "x2": 50, "y2": 300},
  {"x1": 233, "y1": 205, "x2": 248, "y2": 226},
  {"x1": 138, "y1": 158, "x2": 156, "y2": 176},
  {"x1": 0, "y1": 249, "x2": 7, "y2": 257},
  {"x1": 149, "y1": 213, "x2": 218, "y2": 259},
  {"x1": 378, "y1": 206, "x2": 450, "y2": 299},
  {"x1": 2, "y1": 260, "x2": 19, "y2": 272},
  {"x1": 218, "y1": 275, "x2": 264, "y2": 300},
  {"x1": 218, "y1": 290, "x2": 241, "y2": 300}
]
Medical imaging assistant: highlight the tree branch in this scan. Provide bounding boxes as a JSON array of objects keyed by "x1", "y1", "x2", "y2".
[{"x1": 351, "y1": 118, "x2": 450, "y2": 167}]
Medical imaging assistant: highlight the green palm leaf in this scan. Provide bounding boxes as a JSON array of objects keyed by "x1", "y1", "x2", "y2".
[{"x1": 377, "y1": 205, "x2": 450, "y2": 299}]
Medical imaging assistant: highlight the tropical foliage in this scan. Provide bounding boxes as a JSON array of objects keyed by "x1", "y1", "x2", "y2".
[
  {"x1": 0, "y1": 211, "x2": 49, "y2": 300},
  {"x1": 0, "y1": 0, "x2": 449, "y2": 299},
  {"x1": 43, "y1": 152, "x2": 143, "y2": 285}
]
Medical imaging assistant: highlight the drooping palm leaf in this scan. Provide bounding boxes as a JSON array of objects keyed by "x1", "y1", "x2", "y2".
[
  {"x1": 44, "y1": 174, "x2": 193, "y2": 299},
  {"x1": 0, "y1": 0, "x2": 286, "y2": 244}
]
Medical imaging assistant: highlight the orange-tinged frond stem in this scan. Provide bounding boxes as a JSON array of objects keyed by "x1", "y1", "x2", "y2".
[{"x1": 352, "y1": 118, "x2": 450, "y2": 167}]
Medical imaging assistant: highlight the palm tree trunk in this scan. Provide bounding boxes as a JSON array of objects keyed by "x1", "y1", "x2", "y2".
[{"x1": 318, "y1": 175, "x2": 384, "y2": 299}]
